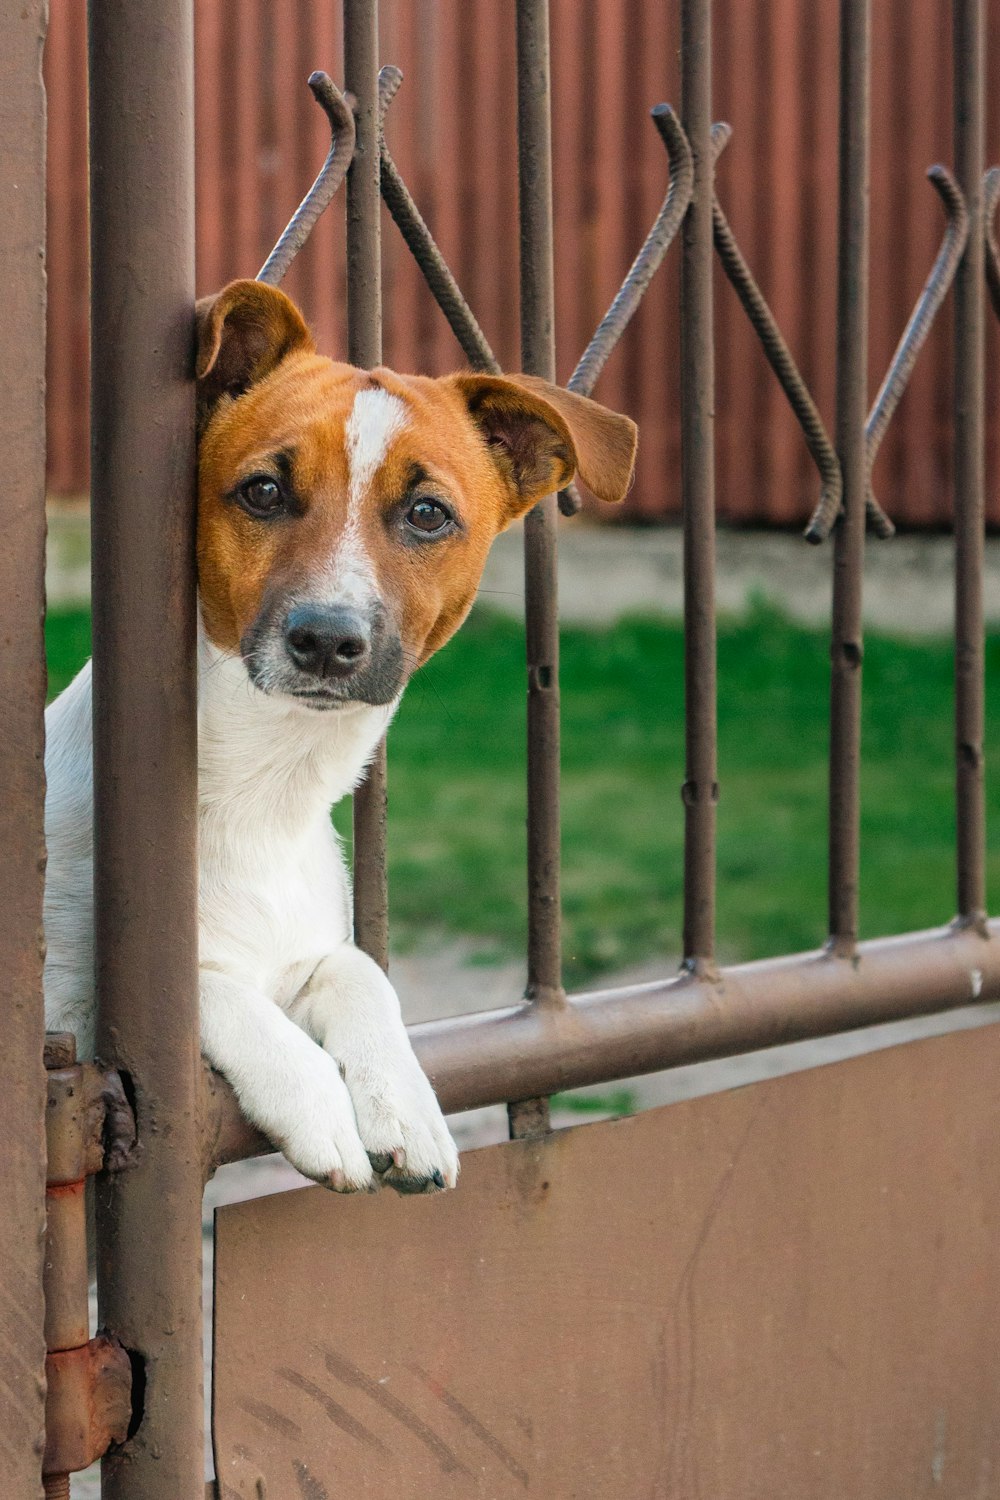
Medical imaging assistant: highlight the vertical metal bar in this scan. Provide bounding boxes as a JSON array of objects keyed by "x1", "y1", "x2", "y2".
[
  {"x1": 88, "y1": 4, "x2": 203, "y2": 1496},
  {"x1": 828, "y1": 0, "x2": 870, "y2": 956},
  {"x1": 679, "y1": 0, "x2": 718, "y2": 973},
  {"x1": 516, "y1": 0, "x2": 564, "y2": 1008},
  {"x1": 345, "y1": 0, "x2": 389, "y2": 970},
  {"x1": 952, "y1": 0, "x2": 987, "y2": 928},
  {"x1": 0, "y1": 4, "x2": 49, "y2": 1494}
]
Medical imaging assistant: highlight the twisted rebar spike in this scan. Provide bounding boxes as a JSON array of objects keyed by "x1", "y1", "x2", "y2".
[
  {"x1": 566, "y1": 106, "x2": 693, "y2": 399},
  {"x1": 256, "y1": 72, "x2": 356, "y2": 287},
  {"x1": 376, "y1": 66, "x2": 585, "y2": 513},
  {"x1": 984, "y1": 167, "x2": 1000, "y2": 321},
  {"x1": 377, "y1": 66, "x2": 498, "y2": 372},
  {"x1": 709, "y1": 124, "x2": 857, "y2": 543},
  {"x1": 377, "y1": 61, "x2": 403, "y2": 119},
  {"x1": 552, "y1": 105, "x2": 693, "y2": 513},
  {"x1": 865, "y1": 165, "x2": 968, "y2": 529}
]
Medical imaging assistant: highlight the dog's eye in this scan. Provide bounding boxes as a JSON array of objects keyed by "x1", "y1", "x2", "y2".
[
  {"x1": 238, "y1": 475, "x2": 285, "y2": 518},
  {"x1": 405, "y1": 498, "x2": 452, "y2": 535}
]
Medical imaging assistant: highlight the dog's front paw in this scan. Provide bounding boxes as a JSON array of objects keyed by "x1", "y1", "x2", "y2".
[
  {"x1": 268, "y1": 1057, "x2": 375, "y2": 1194},
  {"x1": 340, "y1": 1046, "x2": 459, "y2": 1195}
]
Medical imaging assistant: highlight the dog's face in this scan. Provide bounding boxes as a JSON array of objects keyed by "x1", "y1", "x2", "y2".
[{"x1": 195, "y1": 280, "x2": 637, "y2": 709}]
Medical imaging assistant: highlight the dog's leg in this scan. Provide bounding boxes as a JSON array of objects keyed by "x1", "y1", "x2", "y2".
[
  {"x1": 289, "y1": 946, "x2": 459, "y2": 1193},
  {"x1": 200, "y1": 968, "x2": 374, "y2": 1191}
]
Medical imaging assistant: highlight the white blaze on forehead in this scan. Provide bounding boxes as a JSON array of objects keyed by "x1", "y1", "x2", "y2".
[
  {"x1": 345, "y1": 387, "x2": 409, "y2": 511},
  {"x1": 320, "y1": 387, "x2": 409, "y2": 609}
]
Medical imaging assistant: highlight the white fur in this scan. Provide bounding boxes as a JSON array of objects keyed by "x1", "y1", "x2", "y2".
[
  {"x1": 43, "y1": 615, "x2": 458, "y2": 1194},
  {"x1": 320, "y1": 388, "x2": 410, "y2": 609},
  {"x1": 345, "y1": 387, "x2": 408, "y2": 509}
]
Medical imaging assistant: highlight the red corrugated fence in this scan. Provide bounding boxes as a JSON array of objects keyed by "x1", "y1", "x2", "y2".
[{"x1": 44, "y1": 0, "x2": 1000, "y2": 525}]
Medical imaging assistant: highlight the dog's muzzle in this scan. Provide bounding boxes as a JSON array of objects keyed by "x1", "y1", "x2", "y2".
[{"x1": 242, "y1": 598, "x2": 406, "y2": 708}]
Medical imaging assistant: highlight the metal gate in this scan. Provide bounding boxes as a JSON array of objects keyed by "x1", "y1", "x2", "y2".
[{"x1": 3, "y1": 0, "x2": 1000, "y2": 1495}]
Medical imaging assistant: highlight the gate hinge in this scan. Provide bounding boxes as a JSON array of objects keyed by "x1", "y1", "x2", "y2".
[
  {"x1": 44, "y1": 1333, "x2": 132, "y2": 1479},
  {"x1": 43, "y1": 1032, "x2": 137, "y2": 1493}
]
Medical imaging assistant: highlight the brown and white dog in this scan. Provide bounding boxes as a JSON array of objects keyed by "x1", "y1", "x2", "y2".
[{"x1": 43, "y1": 279, "x2": 637, "y2": 1194}]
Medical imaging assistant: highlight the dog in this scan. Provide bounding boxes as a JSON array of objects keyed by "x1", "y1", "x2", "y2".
[{"x1": 43, "y1": 278, "x2": 638, "y2": 1195}]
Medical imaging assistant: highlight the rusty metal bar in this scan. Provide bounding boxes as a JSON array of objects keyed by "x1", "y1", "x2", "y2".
[
  {"x1": 554, "y1": 104, "x2": 692, "y2": 516},
  {"x1": 566, "y1": 105, "x2": 694, "y2": 399},
  {"x1": 866, "y1": 165, "x2": 968, "y2": 515},
  {"x1": 953, "y1": 0, "x2": 987, "y2": 929},
  {"x1": 377, "y1": 67, "x2": 499, "y2": 374},
  {"x1": 516, "y1": 0, "x2": 563, "y2": 1022},
  {"x1": 206, "y1": 920, "x2": 1000, "y2": 1164},
  {"x1": 828, "y1": 0, "x2": 871, "y2": 956},
  {"x1": 345, "y1": 0, "x2": 390, "y2": 971},
  {"x1": 256, "y1": 72, "x2": 356, "y2": 287},
  {"x1": 712, "y1": 159, "x2": 845, "y2": 542},
  {"x1": 709, "y1": 124, "x2": 896, "y2": 544},
  {"x1": 707, "y1": 126, "x2": 849, "y2": 544},
  {"x1": 679, "y1": 0, "x2": 718, "y2": 973},
  {"x1": 88, "y1": 3, "x2": 203, "y2": 1495},
  {"x1": 0, "y1": 4, "x2": 48, "y2": 1490}
]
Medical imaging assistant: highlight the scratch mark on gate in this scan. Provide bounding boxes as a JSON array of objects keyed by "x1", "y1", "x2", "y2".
[
  {"x1": 278, "y1": 1366, "x2": 389, "y2": 1455},
  {"x1": 240, "y1": 1398, "x2": 302, "y2": 1442},
  {"x1": 408, "y1": 1362, "x2": 530, "y2": 1487},
  {"x1": 292, "y1": 1457, "x2": 330, "y2": 1500},
  {"x1": 320, "y1": 1346, "x2": 471, "y2": 1476}
]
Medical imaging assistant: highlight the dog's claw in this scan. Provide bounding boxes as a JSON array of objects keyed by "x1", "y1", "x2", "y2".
[
  {"x1": 390, "y1": 1174, "x2": 434, "y2": 1195},
  {"x1": 383, "y1": 1165, "x2": 449, "y2": 1195},
  {"x1": 368, "y1": 1151, "x2": 393, "y2": 1174}
]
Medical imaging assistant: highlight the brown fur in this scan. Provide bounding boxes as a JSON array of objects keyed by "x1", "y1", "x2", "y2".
[{"x1": 195, "y1": 280, "x2": 638, "y2": 673}]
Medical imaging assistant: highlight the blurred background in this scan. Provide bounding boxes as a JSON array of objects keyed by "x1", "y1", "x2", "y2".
[
  {"x1": 45, "y1": 0, "x2": 1000, "y2": 523},
  {"x1": 42, "y1": 0, "x2": 1000, "y2": 1001}
]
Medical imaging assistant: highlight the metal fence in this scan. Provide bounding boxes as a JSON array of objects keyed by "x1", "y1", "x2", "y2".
[
  {"x1": 3, "y1": 0, "x2": 1000, "y2": 1494},
  {"x1": 43, "y1": 0, "x2": 1000, "y2": 526}
]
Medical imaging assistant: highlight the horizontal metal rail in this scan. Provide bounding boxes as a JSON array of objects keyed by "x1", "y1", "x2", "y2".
[{"x1": 204, "y1": 921, "x2": 999, "y2": 1168}]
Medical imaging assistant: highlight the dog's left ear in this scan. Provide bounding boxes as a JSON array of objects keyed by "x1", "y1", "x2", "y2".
[
  {"x1": 449, "y1": 371, "x2": 638, "y2": 518},
  {"x1": 195, "y1": 279, "x2": 314, "y2": 425}
]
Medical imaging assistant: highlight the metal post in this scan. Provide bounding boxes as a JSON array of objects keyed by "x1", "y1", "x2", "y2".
[
  {"x1": 828, "y1": 0, "x2": 870, "y2": 955},
  {"x1": 516, "y1": 0, "x2": 564, "y2": 1009},
  {"x1": 679, "y1": 0, "x2": 719, "y2": 973},
  {"x1": 88, "y1": 3, "x2": 203, "y2": 1496},
  {"x1": 345, "y1": 0, "x2": 390, "y2": 970},
  {"x1": 952, "y1": 0, "x2": 987, "y2": 929},
  {"x1": 510, "y1": 0, "x2": 562, "y2": 1140},
  {"x1": 0, "y1": 3, "x2": 49, "y2": 1494}
]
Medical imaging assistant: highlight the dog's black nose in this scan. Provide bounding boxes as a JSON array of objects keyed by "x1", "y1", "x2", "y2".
[{"x1": 284, "y1": 605, "x2": 371, "y2": 680}]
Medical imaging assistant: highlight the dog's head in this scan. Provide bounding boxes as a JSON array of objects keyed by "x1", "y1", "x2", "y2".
[{"x1": 195, "y1": 279, "x2": 638, "y2": 710}]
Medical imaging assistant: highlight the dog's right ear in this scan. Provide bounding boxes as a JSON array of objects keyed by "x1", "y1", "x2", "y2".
[{"x1": 195, "y1": 279, "x2": 314, "y2": 425}]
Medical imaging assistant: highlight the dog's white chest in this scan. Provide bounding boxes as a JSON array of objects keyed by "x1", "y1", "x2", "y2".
[{"x1": 197, "y1": 819, "x2": 350, "y2": 1001}]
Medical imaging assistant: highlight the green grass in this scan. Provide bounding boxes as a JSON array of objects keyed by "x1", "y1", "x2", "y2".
[{"x1": 46, "y1": 601, "x2": 999, "y2": 985}]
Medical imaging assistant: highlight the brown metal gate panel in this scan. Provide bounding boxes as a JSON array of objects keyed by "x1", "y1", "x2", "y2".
[{"x1": 214, "y1": 1021, "x2": 1000, "y2": 1499}]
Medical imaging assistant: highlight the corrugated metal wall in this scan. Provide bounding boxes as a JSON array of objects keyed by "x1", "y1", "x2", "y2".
[{"x1": 45, "y1": 0, "x2": 1000, "y2": 526}]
